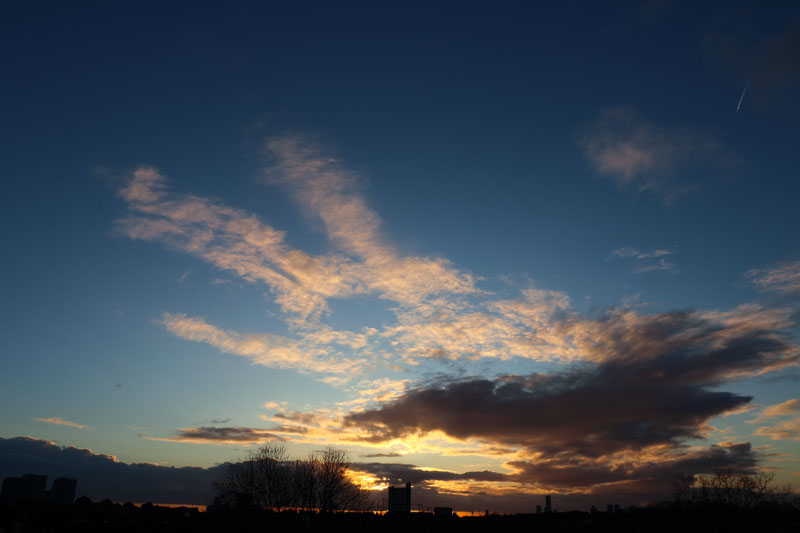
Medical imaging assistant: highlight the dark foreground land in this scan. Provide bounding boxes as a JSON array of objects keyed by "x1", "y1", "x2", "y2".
[{"x1": 2, "y1": 501, "x2": 800, "y2": 533}]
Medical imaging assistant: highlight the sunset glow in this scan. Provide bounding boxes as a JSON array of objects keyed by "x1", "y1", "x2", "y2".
[{"x1": 1, "y1": 1, "x2": 799, "y2": 514}]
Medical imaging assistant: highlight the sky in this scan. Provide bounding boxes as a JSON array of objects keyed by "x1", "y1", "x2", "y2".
[{"x1": 1, "y1": 0, "x2": 799, "y2": 513}]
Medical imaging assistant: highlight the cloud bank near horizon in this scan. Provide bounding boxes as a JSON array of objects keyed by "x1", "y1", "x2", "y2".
[{"x1": 0, "y1": 437, "x2": 224, "y2": 504}]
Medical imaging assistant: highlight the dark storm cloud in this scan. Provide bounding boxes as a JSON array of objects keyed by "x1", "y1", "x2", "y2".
[
  {"x1": 508, "y1": 442, "x2": 756, "y2": 490},
  {"x1": 351, "y1": 462, "x2": 507, "y2": 486},
  {"x1": 170, "y1": 426, "x2": 283, "y2": 443},
  {"x1": 352, "y1": 442, "x2": 756, "y2": 504},
  {"x1": 345, "y1": 308, "x2": 797, "y2": 457},
  {"x1": 0, "y1": 437, "x2": 224, "y2": 504},
  {"x1": 272, "y1": 411, "x2": 319, "y2": 425}
]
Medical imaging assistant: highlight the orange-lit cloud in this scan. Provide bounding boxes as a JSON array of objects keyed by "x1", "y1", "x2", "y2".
[
  {"x1": 161, "y1": 313, "x2": 368, "y2": 376},
  {"x1": 755, "y1": 418, "x2": 800, "y2": 441},
  {"x1": 345, "y1": 305, "x2": 798, "y2": 455},
  {"x1": 263, "y1": 136, "x2": 479, "y2": 306},
  {"x1": 115, "y1": 139, "x2": 800, "y2": 502},
  {"x1": 33, "y1": 417, "x2": 89, "y2": 429},
  {"x1": 748, "y1": 399, "x2": 800, "y2": 423}
]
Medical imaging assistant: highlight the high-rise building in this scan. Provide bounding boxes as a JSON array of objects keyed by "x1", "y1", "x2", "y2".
[
  {"x1": 388, "y1": 482, "x2": 411, "y2": 513},
  {"x1": 47, "y1": 477, "x2": 77, "y2": 505},
  {"x1": 23, "y1": 475, "x2": 47, "y2": 502},
  {"x1": 1, "y1": 477, "x2": 23, "y2": 504},
  {"x1": 0, "y1": 474, "x2": 47, "y2": 505},
  {"x1": 545, "y1": 495, "x2": 552, "y2": 513}
]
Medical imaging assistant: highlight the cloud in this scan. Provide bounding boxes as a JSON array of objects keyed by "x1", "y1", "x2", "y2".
[
  {"x1": 505, "y1": 442, "x2": 757, "y2": 492},
  {"x1": 747, "y1": 259, "x2": 800, "y2": 294},
  {"x1": 609, "y1": 247, "x2": 672, "y2": 260},
  {"x1": 380, "y1": 286, "x2": 576, "y2": 363},
  {"x1": 161, "y1": 313, "x2": 366, "y2": 376},
  {"x1": 608, "y1": 247, "x2": 677, "y2": 274},
  {"x1": 262, "y1": 135, "x2": 478, "y2": 308},
  {"x1": 748, "y1": 399, "x2": 800, "y2": 423},
  {"x1": 117, "y1": 167, "x2": 335, "y2": 323},
  {"x1": 755, "y1": 418, "x2": 800, "y2": 441},
  {"x1": 210, "y1": 418, "x2": 231, "y2": 424},
  {"x1": 579, "y1": 108, "x2": 733, "y2": 200},
  {"x1": 0, "y1": 437, "x2": 223, "y2": 504},
  {"x1": 115, "y1": 140, "x2": 490, "y2": 379},
  {"x1": 117, "y1": 139, "x2": 477, "y2": 328},
  {"x1": 33, "y1": 417, "x2": 89, "y2": 430},
  {"x1": 345, "y1": 305, "x2": 798, "y2": 457},
  {"x1": 351, "y1": 462, "x2": 507, "y2": 486},
  {"x1": 151, "y1": 427, "x2": 284, "y2": 444},
  {"x1": 351, "y1": 442, "x2": 756, "y2": 498}
]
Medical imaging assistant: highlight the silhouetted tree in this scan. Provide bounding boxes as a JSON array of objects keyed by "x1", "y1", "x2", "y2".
[
  {"x1": 313, "y1": 447, "x2": 366, "y2": 512},
  {"x1": 673, "y1": 469, "x2": 795, "y2": 510},
  {"x1": 214, "y1": 442, "x2": 291, "y2": 510},
  {"x1": 214, "y1": 443, "x2": 369, "y2": 512}
]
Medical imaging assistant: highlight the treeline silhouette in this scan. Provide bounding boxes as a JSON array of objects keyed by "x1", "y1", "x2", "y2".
[
  {"x1": 3, "y1": 499, "x2": 800, "y2": 532},
  {"x1": 671, "y1": 468, "x2": 795, "y2": 510},
  {"x1": 211, "y1": 443, "x2": 372, "y2": 513}
]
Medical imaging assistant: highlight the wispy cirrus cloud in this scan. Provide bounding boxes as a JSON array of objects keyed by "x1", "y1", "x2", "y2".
[
  {"x1": 262, "y1": 136, "x2": 479, "y2": 308},
  {"x1": 116, "y1": 140, "x2": 492, "y2": 379},
  {"x1": 748, "y1": 399, "x2": 800, "y2": 424},
  {"x1": 754, "y1": 418, "x2": 800, "y2": 441},
  {"x1": 117, "y1": 167, "x2": 340, "y2": 323},
  {"x1": 117, "y1": 139, "x2": 477, "y2": 327},
  {"x1": 747, "y1": 259, "x2": 800, "y2": 294},
  {"x1": 579, "y1": 107, "x2": 734, "y2": 201},
  {"x1": 608, "y1": 246, "x2": 677, "y2": 274},
  {"x1": 161, "y1": 313, "x2": 369, "y2": 376},
  {"x1": 609, "y1": 247, "x2": 672, "y2": 260},
  {"x1": 33, "y1": 417, "x2": 89, "y2": 430}
]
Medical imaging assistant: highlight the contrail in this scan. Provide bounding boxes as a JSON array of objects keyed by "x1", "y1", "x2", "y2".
[{"x1": 736, "y1": 82, "x2": 749, "y2": 113}]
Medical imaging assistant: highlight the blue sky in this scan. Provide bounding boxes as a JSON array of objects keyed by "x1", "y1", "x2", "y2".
[{"x1": 1, "y1": 1, "x2": 799, "y2": 511}]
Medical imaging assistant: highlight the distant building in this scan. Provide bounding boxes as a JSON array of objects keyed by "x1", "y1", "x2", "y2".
[
  {"x1": 1, "y1": 477, "x2": 23, "y2": 504},
  {"x1": 536, "y1": 505, "x2": 542, "y2": 513},
  {"x1": 433, "y1": 506, "x2": 452, "y2": 517},
  {"x1": 388, "y1": 482, "x2": 411, "y2": 513},
  {"x1": 545, "y1": 495, "x2": 552, "y2": 513},
  {"x1": 47, "y1": 477, "x2": 77, "y2": 505},
  {"x1": 1, "y1": 474, "x2": 47, "y2": 505}
]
